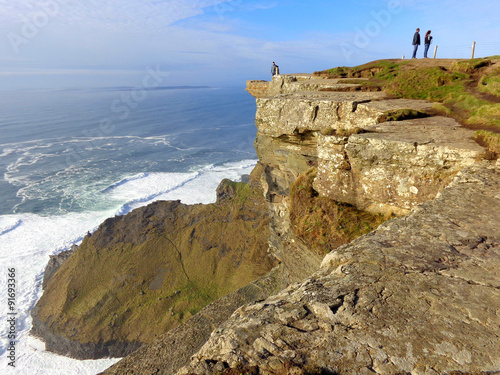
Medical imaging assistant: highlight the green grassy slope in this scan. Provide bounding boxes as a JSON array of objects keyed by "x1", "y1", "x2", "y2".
[{"x1": 34, "y1": 170, "x2": 277, "y2": 349}]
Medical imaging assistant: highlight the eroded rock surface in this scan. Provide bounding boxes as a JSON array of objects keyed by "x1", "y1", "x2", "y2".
[
  {"x1": 175, "y1": 76, "x2": 497, "y2": 374},
  {"x1": 178, "y1": 162, "x2": 500, "y2": 374},
  {"x1": 253, "y1": 76, "x2": 483, "y2": 217},
  {"x1": 315, "y1": 116, "x2": 483, "y2": 216},
  {"x1": 101, "y1": 73, "x2": 497, "y2": 374}
]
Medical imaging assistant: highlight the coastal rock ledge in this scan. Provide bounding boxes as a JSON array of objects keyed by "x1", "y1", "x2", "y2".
[
  {"x1": 104, "y1": 72, "x2": 499, "y2": 375},
  {"x1": 178, "y1": 161, "x2": 500, "y2": 374}
]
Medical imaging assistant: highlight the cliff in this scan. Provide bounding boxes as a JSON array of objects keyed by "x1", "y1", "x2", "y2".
[
  {"x1": 179, "y1": 161, "x2": 500, "y2": 374},
  {"x1": 173, "y1": 64, "x2": 499, "y2": 374},
  {"x1": 31, "y1": 172, "x2": 279, "y2": 359},
  {"x1": 33, "y1": 58, "x2": 500, "y2": 374},
  {"x1": 107, "y1": 60, "x2": 498, "y2": 374}
]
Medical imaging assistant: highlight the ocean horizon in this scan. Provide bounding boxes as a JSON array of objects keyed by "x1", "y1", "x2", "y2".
[{"x1": 0, "y1": 84, "x2": 258, "y2": 374}]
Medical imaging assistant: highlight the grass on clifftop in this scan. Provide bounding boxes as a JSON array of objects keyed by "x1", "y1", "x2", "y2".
[
  {"x1": 290, "y1": 168, "x2": 386, "y2": 256},
  {"x1": 315, "y1": 57, "x2": 500, "y2": 155}
]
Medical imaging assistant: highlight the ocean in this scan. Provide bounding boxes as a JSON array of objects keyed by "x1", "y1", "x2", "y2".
[{"x1": 0, "y1": 85, "x2": 258, "y2": 374}]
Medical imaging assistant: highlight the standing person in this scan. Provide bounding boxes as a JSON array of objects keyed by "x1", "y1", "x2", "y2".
[
  {"x1": 271, "y1": 62, "x2": 278, "y2": 76},
  {"x1": 424, "y1": 30, "x2": 433, "y2": 58},
  {"x1": 412, "y1": 28, "x2": 421, "y2": 58}
]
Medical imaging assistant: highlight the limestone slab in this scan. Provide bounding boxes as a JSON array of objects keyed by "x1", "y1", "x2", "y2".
[{"x1": 178, "y1": 162, "x2": 500, "y2": 374}]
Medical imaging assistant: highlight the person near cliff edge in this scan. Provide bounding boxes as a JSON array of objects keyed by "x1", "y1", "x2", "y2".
[
  {"x1": 424, "y1": 30, "x2": 433, "y2": 58},
  {"x1": 271, "y1": 62, "x2": 279, "y2": 76},
  {"x1": 412, "y1": 28, "x2": 421, "y2": 58}
]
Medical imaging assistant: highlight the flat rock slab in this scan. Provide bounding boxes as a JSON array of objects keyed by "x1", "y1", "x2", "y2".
[
  {"x1": 267, "y1": 75, "x2": 376, "y2": 97},
  {"x1": 315, "y1": 116, "x2": 484, "y2": 215},
  {"x1": 273, "y1": 73, "x2": 316, "y2": 80},
  {"x1": 272, "y1": 90, "x2": 385, "y2": 101},
  {"x1": 363, "y1": 116, "x2": 483, "y2": 149},
  {"x1": 285, "y1": 77, "x2": 370, "y2": 92},
  {"x1": 179, "y1": 162, "x2": 500, "y2": 374},
  {"x1": 289, "y1": 81, "x2": 362, "y2": 92},
  {"x1": 358, "y1": 98, "x2": 435, "y2": 117}
]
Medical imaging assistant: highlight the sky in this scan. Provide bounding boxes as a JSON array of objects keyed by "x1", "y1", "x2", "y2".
[{"x1": 0, "y1": 0, "x2": 499, "y2": 89}]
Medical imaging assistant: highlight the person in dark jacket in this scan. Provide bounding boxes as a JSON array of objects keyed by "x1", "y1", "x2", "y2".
[
  {"x1": 424, "y1": 30, "x2": 433, "y2": 58},
  {"x1": 412, "y1": 28, "x2": 421, "y2": 58},
  {"x1": 271, "y1": 62, "x2": 279, "y2": 76}
]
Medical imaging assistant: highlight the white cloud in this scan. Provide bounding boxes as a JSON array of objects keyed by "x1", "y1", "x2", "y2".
[
  {"x1": 0, "y1": 0, "x2": 234, "y2": 69},
  {"x1": 0, "y1": 0, "x2": 228, "y2": 31}
]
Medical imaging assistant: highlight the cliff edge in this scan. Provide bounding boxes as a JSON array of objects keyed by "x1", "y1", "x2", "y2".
[
  {"x1": 104, "y1": 59, "x2": 499, "y2": 374},
  {"x1": 35, "y1": 58, "x2": 499, "y2": 374},
  {"x1": 31, "y1": 172, "x2": 280, "y2": 359},
  {"x1": 179, "y1": 160, "x2": 500, "y2": 374},
  {"x1": 172, "y1": 61, "x2": 500, "y2": 374}
]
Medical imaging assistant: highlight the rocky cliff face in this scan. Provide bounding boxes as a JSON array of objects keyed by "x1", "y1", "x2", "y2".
[
  {"x1": 179, "y1": 162, "x2": 500, "y2": 374},
  {"x1": 99, "y1": 72, "x2": 499, "y2": 375},
  {"x1": 247, "y1": 74, "x2": 484, "y2": 301},
  {"x1": 172, "y1": 75, "x2": 498, "y2": 374},
  {"x1": 252, "y1": 76, "x2": 483, "y2": 216}
]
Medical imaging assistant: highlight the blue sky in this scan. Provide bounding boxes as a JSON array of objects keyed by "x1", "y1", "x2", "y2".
[{"x1": 0, "y1": 0, "x2": 499, "y2": 89}]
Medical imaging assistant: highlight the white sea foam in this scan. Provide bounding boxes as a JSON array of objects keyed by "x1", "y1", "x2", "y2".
[
  {"x1": 109, "y1": 159, "x2": 257, "y2": 213},
  {"x1": 0, "y1": 159, "x2": 256, "y2": 374},
  {"x1": 0, "y1": 210, "x2": 120, "y2": 374},
  {"x1": 0, "y1": 218, "x2": 22, "y2": 236}
]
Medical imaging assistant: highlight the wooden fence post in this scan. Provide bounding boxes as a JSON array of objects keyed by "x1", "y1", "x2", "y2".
[
  {"x1": 433, "y1": 45, "x2": 438, "y2": 59},
  {"x1": 471, "y1": 41, "x2": 476, "y2": 59}
]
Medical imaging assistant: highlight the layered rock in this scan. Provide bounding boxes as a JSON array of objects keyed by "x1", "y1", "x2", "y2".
[
  {"x1": 178, "y1": 161, "x2": 500, "y2": 374},
  {"x1": 251, "y1": 74, "x2": 484, "y2": 281},
  {"x1": 174, "y1": 75, "x2": 497, "y2": 374},
  {"x1": 100, "y1": 70, "x2": 497, "y2": 374},
  {"x1": 247, "y1": 74, "x2": 369, "y2": 98},
  {"x1": 252, "y1": 75, "x2": 483, "y2": 219},
  {"x1": 315, "y1": 116, "x2": 483, "y2": 216},
  {"x1": 255, "y1": 91, "x2": 387, "y2": 137}
]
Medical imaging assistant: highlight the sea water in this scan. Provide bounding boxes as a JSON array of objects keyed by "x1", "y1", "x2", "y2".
[{"x1": 0, "y1": 85, "x2": 258, "y2": 374}]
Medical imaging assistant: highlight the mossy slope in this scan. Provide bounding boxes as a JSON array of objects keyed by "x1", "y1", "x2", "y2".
[
  {"x1": 32, "y1": 170, "x2": 276, "y2": 359},
  {"x1": 290, "y1": 168, "x2": 386, "y2": 256}
]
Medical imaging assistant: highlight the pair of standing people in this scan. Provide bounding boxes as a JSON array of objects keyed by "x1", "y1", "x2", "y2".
[{"x1": 412, "y1": 28, "x2": 433, "y2": 58}]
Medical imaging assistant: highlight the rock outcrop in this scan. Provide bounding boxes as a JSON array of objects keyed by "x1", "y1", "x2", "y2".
[
  {"x1": 176, "y1": 74, "x2": 496, "y2": 374},
  {"x1": 253, "y1": 75, "x2": 483, "y2": 217},
  {"x1": 314, "y1": 116, "x2": 483, "y2": 216},
  {"x1": 178, "y1": 161, "x2": 500, "y2": 374},
  {"x1": 100, "y1": 70, "x2": 498, "y2": 374},
  {"x1": 31, "y1": 173, "x2": 279, "y2": 359}
]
